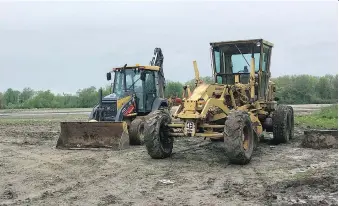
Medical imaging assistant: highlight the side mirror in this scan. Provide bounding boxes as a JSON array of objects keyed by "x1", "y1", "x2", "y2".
[
  {"x1": 140, "y1": 71, "x2": 146, "y2": 81},
  {"x1": 106, "y1": 72, "x2": 111, "y2": 81}
]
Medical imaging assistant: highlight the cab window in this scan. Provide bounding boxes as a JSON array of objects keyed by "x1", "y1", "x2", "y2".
[
  {"x1": 214, "y1": 50, "x2": 221, "y2": 73},
  {"x1": 231, "y1": 53, "x2": 260, "y2": 73}
]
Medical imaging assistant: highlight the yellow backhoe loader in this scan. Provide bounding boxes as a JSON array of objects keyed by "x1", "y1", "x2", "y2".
[
  {"x1": 56, "y1": 48, "x2": 170, "y2": 150},
  {"x1": 144, "y1": 39, "x2": 294, "y2": 164}
]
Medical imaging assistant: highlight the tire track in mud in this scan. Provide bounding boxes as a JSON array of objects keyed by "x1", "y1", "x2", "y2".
[
  {"x1": 1, "y1": 146, "x2": 148, "y2": 205},
  {"x1": 140, "y1": 139, "x2": 263, "y2": 205},
  {"x1": 2, "y1": 140, "x2": 200, "y2": 205},
  {"x1": 2, "y1": 162, "x2": 140, "y2": 205}
]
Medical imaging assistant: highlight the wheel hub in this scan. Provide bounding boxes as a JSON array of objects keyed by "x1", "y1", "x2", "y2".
[
  {"x1": 242, "y1": 126, "x2": 249, "y2": 151},
  {"x1": 139, "y1": 125, "x2": 145, "y2": 141}
]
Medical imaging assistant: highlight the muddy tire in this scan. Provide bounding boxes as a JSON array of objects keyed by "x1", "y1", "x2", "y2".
[
  {"x1": 210, "y1": 138, "x2": 223, "y2": 142},
  {"x1": 157, "y1": 105, "x2": 171, "y2": 118},
  {"x1": 144, "y1": 110, "x2": 173, "y2": 159},
  {"x1": 272, "y1": 105, "x2": 292, "y2": 144},
  {"x1": 224, "y1": 111, "x2": 254, "y2": 165},
  {"x1": 129, "y1": 118, "x2": 145, "y2": 145}
]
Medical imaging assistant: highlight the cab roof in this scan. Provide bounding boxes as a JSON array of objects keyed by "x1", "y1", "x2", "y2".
[
  {"x1": 210, "y1": 38, "x2": 274, "y2": 47},
  {"x1": 112, "y1": 64, "x2": 160, "y2": 72}
]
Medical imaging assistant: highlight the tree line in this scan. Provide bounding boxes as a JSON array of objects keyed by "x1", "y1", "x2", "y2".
[{"x1": 0, "y1": 74, "x2": 337, "y2": 109}]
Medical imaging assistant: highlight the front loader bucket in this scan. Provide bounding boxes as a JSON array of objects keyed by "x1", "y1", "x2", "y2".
[{"x1": 56, "y1": 121, "x2": 130, "y2": 150}]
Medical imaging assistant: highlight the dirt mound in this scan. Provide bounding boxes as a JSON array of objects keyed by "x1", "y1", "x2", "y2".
[{"x1": 302, "y1": 130, "x2": 338, "y2": 149}]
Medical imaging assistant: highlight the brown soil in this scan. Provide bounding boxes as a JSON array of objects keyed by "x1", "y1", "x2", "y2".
[
  {"x1": 0, "y1": 111, "x2": 337, "y2": 206},
  {"x1": 302, "y1": 130, "x2": 338, "y2": 149}
]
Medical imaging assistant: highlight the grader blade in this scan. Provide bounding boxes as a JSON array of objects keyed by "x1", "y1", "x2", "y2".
[{"x1": 56, "y1": 121, "x2": 130, "y2": 150}]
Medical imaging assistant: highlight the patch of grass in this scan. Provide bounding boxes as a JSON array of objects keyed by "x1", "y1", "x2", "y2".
[{"x1": 295, "y1": 105, "x2": 338, "y2": 129}]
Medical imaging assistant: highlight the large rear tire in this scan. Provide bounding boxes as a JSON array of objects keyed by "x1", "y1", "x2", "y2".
[
  {"x1": 272, "y1": 105, "x2": 292, "y2": 144},
  {"x1": 224, "y1": 111, "x2": 254, "y2": 165},
  {"x1": 144, "y1": 110, "x2": 173, "y2": 159},
  {"x1": 129, "y1": 118, "x2": 145, "y2": 145}
]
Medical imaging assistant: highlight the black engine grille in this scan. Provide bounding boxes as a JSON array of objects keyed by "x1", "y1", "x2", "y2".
[{"x1": 101, "y1": 101, "x2": 117, "y2": 118}]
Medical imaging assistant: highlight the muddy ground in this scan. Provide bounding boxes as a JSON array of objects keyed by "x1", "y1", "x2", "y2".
[{"x1": 0, "y1": 106, "x2": 337, "y2": 206}]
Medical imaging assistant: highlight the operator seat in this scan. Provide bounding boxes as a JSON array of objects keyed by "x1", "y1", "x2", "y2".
[{"x1": 240, "y1": 66, "x2": 250, "y2": 84}]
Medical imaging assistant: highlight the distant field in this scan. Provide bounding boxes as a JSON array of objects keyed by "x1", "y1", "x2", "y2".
[
  {"x1": 0, "y1": 104, "x2": 334, "y2": 117},
  {"x1": 295, "y1": 104, "x2": 338, "y2": 129},
  {"x1": 0, "y1": 108, "x2": 90, "y2": 114}
]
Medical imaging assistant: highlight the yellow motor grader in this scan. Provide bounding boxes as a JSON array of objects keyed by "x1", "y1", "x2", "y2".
[
  {"x1": 144, "y1": 39, "x2": 294, "y2": 164},
  {"x1": 56, "y1": 48, "x2": 171, "y2": 150}
]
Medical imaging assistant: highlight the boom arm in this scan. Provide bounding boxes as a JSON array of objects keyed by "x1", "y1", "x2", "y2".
[
  {"x1": 150, "y1": 48, "x2": 164, "y2": 77},
  {"x1": 150, "y1": 48, "x2": 166, "y2": 97},
  {"x1": 193, "y1": 60, "x2": 203, "y2": 87}
]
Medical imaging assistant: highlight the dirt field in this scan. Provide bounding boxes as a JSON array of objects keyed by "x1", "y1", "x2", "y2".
[{"x1": 0, "y1": 105, "x2": 337, "y2": 206}]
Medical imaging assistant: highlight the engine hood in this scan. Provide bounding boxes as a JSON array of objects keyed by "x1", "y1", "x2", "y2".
[
  {"x1": 102, "y1": 92, "x2": 132, "y2": 101},
  {"x1": 102, "y1": 93, "x2": 118, "y2": 101}
]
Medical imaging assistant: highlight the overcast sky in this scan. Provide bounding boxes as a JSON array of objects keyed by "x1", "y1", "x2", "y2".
[{"x1": 0, "y1": 1, "x2": 337, "y2": 94}]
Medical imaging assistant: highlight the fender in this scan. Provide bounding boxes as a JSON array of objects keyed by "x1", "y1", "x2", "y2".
[
  {"x1": 115, "y1": 96, "x2": 136, "y2": 121},
  {"x1": 151, "y1": 97, "x2": 168, "y2": 111},
  {"x1": 89, "y1": 104, "x2": 99, "y2": 120}
]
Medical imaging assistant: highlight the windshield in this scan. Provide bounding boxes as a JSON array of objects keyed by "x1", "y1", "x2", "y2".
[
  {"x1": 231, "y1": 53, "x2": 260, "y2": 73},
  {"x1": 113, "y1": 69, "x2": 142, "y2": 98}
]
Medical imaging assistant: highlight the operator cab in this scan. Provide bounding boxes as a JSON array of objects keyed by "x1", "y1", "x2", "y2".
[
  {"x1": 210, "y1": 39, "x2": 273, "y2": 100},
  {"x1": 107, "y1": 65, "x2": 160, "y2": 113}
]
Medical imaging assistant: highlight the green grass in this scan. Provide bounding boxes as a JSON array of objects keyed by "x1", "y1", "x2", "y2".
[{"x1": 295, "y1": 105, "x2": 338, "y2": 129}]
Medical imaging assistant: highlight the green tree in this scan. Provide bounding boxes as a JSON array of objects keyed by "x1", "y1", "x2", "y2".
[
  {"x1": 102, "y1": 84, "x2": 112, "y2": 96},
  {"x1": 25, "y1": 90, "x2": 56, "y2": 108},
  {"x1": 329, "y1": 74, "x2": 338, "y2": 100},
  {"x1": 50, "y1": 93, "x2": 79, "y2": 108},
  {"x1": 316, "y1": 76, "x2": 331, "y2": 99},
  {"x1": 293, "y1": 75, "x2": 318, "y2": 103},
  {"x1": 0, "y1": 92, "x2": 3, "y2": 109},
  {"x1": 3, "y1": 88, "x2": 21, "y2": 107},
  {"x1": 19, "y1": 87, "x2": 35, "y2": 103},
  {"x1": 184, "y1": 76, "x2": 214, "y2": 89},
  {"x1": 1, "y1": 74, "x2": 337, "y2": 108},
  {"x1": 77, "y1": 86, "x2": 99, "y2": 108},
  {"x1": 273, "y1": 74, "x2": 338, "y2": 104},
  {"x1": 61, "y1": 93, "x2": 79, "y2": 108},
  {"x1": 165, "y1": 81, "x2": 183, "y2": 98}
]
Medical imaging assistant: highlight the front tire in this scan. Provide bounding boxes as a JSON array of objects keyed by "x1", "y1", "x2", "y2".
[
  {"x1": 144, "y1": 110, "x2": 173, "y2": 159},
  {"x1": 224, "y1": 111, "x2": 255, "y2": 165},
  {"x1": 272, "y1": 105, "x2": 292, "y2": 144},
  {"x1": 129, "y1": 118, "x2": 145, "y2": 145}
]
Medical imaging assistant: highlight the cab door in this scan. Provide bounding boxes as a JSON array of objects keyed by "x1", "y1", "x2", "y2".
[
  {"x1": 259, "y1": 45, "x2": 272, "y2": 100},
  {"x1": 144, "y1": 72, "x2": 157, "y2": 112},
  {"x1": 127, "y1": 71, "x2": 145, "y2": 112}
]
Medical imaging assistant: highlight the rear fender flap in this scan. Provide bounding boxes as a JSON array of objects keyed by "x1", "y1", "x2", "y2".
[{"x1": 151, "y1": 98, "x2": 168, "y2": 111}]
